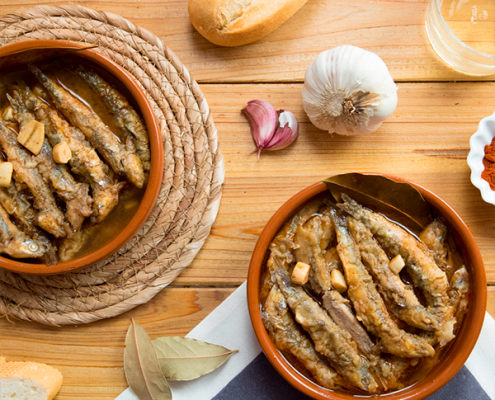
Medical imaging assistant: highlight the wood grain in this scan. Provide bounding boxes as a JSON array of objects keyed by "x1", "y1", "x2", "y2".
[
  {"x1": 0, "y1": 286, "x2": 493, "y2": 400},
  {"x1": 488, "y1": 287, "x2": 495, "y2": 319},
  {"x1": 174, "y1": 82, "x2": 495, "y2": 286},
  {"x1": 1, "y1": 0, "x2": 494, "y2": 83},
  {"x1": 0, "y1": 1, "x2": 494, "y2": 399},
  {"x1": 0, "y1": 287, "x2": 235, "y2": 400}
]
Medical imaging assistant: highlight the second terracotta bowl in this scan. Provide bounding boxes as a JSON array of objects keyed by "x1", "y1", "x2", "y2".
[
  {"x1": 247, "y1": 176, "x2": 486, "y2": 400},
  {"x1": 0, "y1": 40, "x2": 163, "y2": 274}
]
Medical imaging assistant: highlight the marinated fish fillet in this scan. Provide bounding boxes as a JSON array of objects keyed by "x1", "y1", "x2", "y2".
[
  {"x1": 291, "y1": 200, "x2": 321, "y2": 228},
  {"x1": 330, "y1": 208, "x2": 435, "y2": 358},
  {"x1": 0, "y1": 182, "x2": 57, "y2": 265},
  {"x1": 347, "y1": 217, "x2": 439, "y2": 332},
  {"x1": 420, "y1": 220, "x2": 455, "y2": 281},
  {"x1": 269, "y1": 201, "x2": 322, "y2": 272},
  {"x1": 271, "y1": 257, "x2": 378, "y2": 393},
  {"x1": 74, "y1": 65, "x2": 151, "y2": 172},
  {"x1": 338, "y1": 194, "x2": 454, "y2": 344},
  {"x1": 324, "y1": 247, "x2": 342, "y2": 272},
  {"x1": 58, "y1": 228, "x2": 90, "y2": 262},
  {"x1": 32, "y1": 92, "x2": 124, "y2": 223},
  {"x1": 374, "y1": 356, "x2": 411, "y2": 392},
  {"x1": 8, "y1": 86, "x2": 93, "y2": 232},
  {"x1": 319, "y1": 211, "x2": 336, "y2": 250},
  {"x1": 294, "y1": 216, "x2": 333, "y2": 293},
  {"x1": 0, "y1": 104, "x2": 15, "y2": 122},
  {"x1": 262, "y1": 284, "x2": 345, "y2": 391},
  {"x1": 0, "y1": 202, "x2": 45, "y2": 258},
  {"x1": 322, "y1": 290, "x2": 375, "y2": 357},
  {"x1": 29, "y1": 64, "x2": 145, "y2": 188},
  {"x1": 32, "y1": 84, "x2": 51, "y2": 103},
  {"x1": 425, "y1": 266, "x2": 470, "y2": 347},
  {"x1": 449, "y1": 266, "x2": 470, "y2": 328},
  {"x1": 0, "y1": 123, "x2": 67, "y2": 237}
]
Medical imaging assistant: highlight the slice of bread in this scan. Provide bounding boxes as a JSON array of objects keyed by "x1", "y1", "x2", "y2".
[{"x1": 0, "y1": 357, "x2": 63, "y2": 400}]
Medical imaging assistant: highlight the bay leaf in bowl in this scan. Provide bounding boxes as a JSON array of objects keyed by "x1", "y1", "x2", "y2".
[{"x1": 324, "y1": 173, "x2": 433, "y2": 235}]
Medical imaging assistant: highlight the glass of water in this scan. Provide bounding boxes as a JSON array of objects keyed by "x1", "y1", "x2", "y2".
[{"x1": 426, "y1": 0, "x2": 495, "y2": 76}]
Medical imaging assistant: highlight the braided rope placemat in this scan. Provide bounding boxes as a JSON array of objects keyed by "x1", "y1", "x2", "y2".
[{"x1": 0, "y1": 5, "x2": 225, "y2": 326}]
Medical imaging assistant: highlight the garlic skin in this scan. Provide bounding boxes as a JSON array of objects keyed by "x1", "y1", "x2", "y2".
[
  {"x1": 242, "y1": 100, "x2": 278, "y2": 160},
  {"x1": 242, "y1": 101, "x2": 299, "y2": 160},
  {"x1": 302, "y1": 45, "x2": 398, "y2": 135},
  {"x1": 266, "y1": 110, "x2": 299, "y2": 151}
]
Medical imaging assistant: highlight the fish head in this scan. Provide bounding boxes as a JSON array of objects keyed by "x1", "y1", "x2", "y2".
[{"x1": 10, "y1": 238, "x2": 46, "y2": 259}]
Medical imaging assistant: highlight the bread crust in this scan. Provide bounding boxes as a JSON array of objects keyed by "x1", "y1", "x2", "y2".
[
  {"x1": 188, "y1": 0, "x2": 308, "y2": 47},
  {"x1": 0, "y1": 358, "x2": 63, "y2": 400}
]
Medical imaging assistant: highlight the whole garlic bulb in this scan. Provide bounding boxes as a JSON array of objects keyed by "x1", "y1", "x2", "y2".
[{"x1": 302, "y1": 45, "x2": 398, "y2": 135}]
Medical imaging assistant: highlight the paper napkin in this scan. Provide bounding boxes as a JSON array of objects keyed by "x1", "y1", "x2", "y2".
[{"x1": 116, "y1": 282, "x2": 495, "y2": 400}]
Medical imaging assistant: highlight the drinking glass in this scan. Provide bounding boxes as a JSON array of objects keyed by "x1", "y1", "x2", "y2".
[{"x1": 426, "y1": 0, "x2": 495, "y2": 76}]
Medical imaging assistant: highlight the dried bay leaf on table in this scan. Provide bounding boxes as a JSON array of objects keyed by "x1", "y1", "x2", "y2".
[
  {"x1": 124, "y1": 320, "x2": 172, "y2": 400},
  {"x1": 324, "y1": 173, "x2": 433, "y2": 235},
  {"x1": 152, "y1": 337, "x2": 238, "y2": 381}
]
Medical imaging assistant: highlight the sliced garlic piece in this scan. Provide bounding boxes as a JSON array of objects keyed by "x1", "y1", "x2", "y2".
[
  {"x1": 331, "y1": 269, "x2": 347, "y2": 293},
  {"x1": 18, "y1": 120, "x2": 45, "y2": 155},
  {"x1": 291, "y1": 261, "x2": 310, "y2": 285},
  {"x1": 1, "y1": 105, "x2": 14, "y2": 122},
  {"x1": 0, "y1": 162, "x2": 13, "y2": 187},
  {"x1": 389, "y1": 254, "x2": 405, "y2": 274},
  {"x1": 52, "y1": 142, "x2": 72, "y2": 164}
]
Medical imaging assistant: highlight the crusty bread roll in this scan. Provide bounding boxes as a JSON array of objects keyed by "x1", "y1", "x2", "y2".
[
  {"x1": 0, "y1": 357, "x2": 63, "y2": 400},
  {"x1": 188, "y1": 0, "x2": 309, "y2": 47}
]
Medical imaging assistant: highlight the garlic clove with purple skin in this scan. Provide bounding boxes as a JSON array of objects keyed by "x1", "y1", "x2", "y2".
[
  {"x1": 241, "y1": 100, "x2": 278, "y2": 161},
  {"x1": 265, "y1": 110, "x2": 299, "y2": 151},
  {"x1": 242, "y1": 100, "x2": 299, "y2": 160}
]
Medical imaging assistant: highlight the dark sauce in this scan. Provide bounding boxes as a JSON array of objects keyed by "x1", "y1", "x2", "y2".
[
  {"x1": 74, "y1": 185, "x2": 145, "y2": 259},
  {"x1": 0, "y1": 60, "x2": 147, "y2": 262}
]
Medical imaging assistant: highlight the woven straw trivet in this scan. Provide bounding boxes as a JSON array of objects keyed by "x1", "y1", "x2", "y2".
[{"x1": 0, "y1": 5, "x2": 225, "y2": 326}]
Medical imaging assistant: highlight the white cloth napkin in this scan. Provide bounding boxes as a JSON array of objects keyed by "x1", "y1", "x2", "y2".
[{"x1": 116, "y1": 282, "x2": 495, "y2": 400}]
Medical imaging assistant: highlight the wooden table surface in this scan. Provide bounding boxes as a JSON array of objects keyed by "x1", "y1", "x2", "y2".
[{"x1": 0, "y1": 1, "x2": 494, "y2": 399}]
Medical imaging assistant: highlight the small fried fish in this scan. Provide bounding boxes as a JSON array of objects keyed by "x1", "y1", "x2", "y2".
[
  {"x1": 0, "y1": 202, "x2": 45, "y2": 258},
  {"x1": 0, "y1": 182, "x2": 57, "y2": 264},
  {"x1": 330, "y1": 208, "x2": 435, "y2": 358},
  {"x1": 32, "y1": 90, "x2": 124, "y2": 223},
  {"x1": 449, "y1": 267, "x2": 470, "y2": 328},
  {"x1": 29, "y1": 64, "x2": 145, "y2": 188},
  {"x1": 338, "y1": 193, "x2": 455, "y2": 345},
  {"x1": 263, "y1": 284, "x2": 346, "y2": 391},
  {"x1": 373, "y1": 356, "x2": 411, "y2": 392},
  {"x1": 294, "y1": 215, "x2": 333, "y2": 293},
  {"x1": 0, "y1": 123, "x2": 67, "y2": 238},
  {"x1": 58, "y1": 228, "x2": 91, "y2": 262},
  {"x1": 271, "y1": 257, "x2": 379, "y2": 393},
  {"x1": 322, "y1": 290, "x2": 375, "y2": 357},
  {"x1": 8, "y1": 85, "x2": 93, "y2": 232},
  {"x1": 74, "y1": 65, "x2": 151, "y2": 173},
  {"x1": 347, "y1": 217, "x2": 439, "y2": 332},
  {"x1": 420, "y1": 219, "x2": 456, "y2": 281}
]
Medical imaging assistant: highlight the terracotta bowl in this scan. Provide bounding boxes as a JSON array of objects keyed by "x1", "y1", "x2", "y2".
[
  {"x1": 0, "y1": 40, "x2": 163, "y2": 274},
  {"x1": 247, "y1": 176, "x2": 487, "y2": 400}
]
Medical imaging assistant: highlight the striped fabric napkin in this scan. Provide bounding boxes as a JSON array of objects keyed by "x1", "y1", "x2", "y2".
[{"x1": 116, "y1": 282, "x2": 494, "y2": 400}]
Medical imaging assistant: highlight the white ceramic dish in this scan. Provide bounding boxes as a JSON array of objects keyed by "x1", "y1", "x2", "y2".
[{"x1": 467, "y1": 111, "x2": 495, "y2": 205}]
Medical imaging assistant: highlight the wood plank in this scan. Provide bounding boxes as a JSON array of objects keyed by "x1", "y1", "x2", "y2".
[
  {"x1": 488, "y1": 286, "x2": 495, "y2": 319},
  {"x1": 1, "y1": 285, "x2": 493, "y2": 400},
  {"x1": 173, "y1": 82, "x2": 495, "y2": 286},
  {"x1": 0, "y1": 287, "x2": 235, "y2": 400},
  {"x1": 1, "y1": 0, "x2": 494, "y2": 83},
  {"x1": 0, "y1": 3, "x2": 492, "y2": 399}
]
